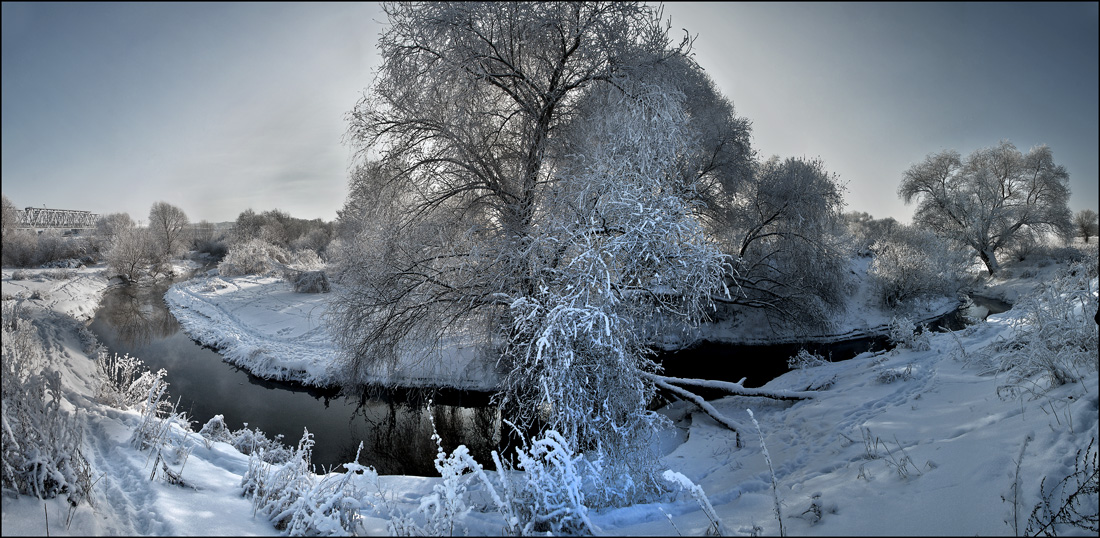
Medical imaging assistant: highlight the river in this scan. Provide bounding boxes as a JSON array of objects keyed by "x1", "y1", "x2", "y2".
[
  {"x1": 88, "y1": 276, "x2": 1009, "y2": 474},
  {"x1": 88, "y1": 279, "x2": 500, "y2": 474}
]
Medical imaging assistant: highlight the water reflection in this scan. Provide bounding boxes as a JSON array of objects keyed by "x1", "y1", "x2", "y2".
[
  {"x1": 89, "y1": 281, "x2": 500, "y2": 474},
  {"x1": 98, "y1": 284, "x2": 179, "y2": 347}
]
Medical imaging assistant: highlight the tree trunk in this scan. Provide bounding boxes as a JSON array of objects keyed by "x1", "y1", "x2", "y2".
[{"x1": 978, "y1": 248, "x2": 999, "y2": 276}]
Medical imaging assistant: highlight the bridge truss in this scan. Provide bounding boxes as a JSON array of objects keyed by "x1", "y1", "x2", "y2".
[{"x1": 16, "y1": 207, "x2": 101, "y2": 230}]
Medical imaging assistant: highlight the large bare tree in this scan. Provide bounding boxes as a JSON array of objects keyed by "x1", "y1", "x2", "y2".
[
  {"x1": 332, "y1": 1, "x2": 753, "y2": 500},
  {"x1": 899, "y1": 141, "x2": 1073, "y2": 275},
  {"x1": 335, "y1": 1, "x2": 694, "y2": 374}
]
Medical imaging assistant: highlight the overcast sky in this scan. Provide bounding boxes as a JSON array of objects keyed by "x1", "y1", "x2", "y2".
[{"x1": 2, "y1": 2, "x2": 1097, "y2": 224}]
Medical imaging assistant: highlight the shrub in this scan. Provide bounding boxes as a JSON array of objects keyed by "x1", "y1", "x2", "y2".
[
  {"x1": 291, "y1": 270, "x2": 331, "y2": 293},
  {"x1": 788, "y1": 348, "x2": 829, "y2": 370},
  {"x1": 870, "y1": 225, "x2": 968, "y2": 308},
  {"x1": 95, "y1": 352, "x2": 168, "y2": 408},
  {"x1": 887, "y1": 315, "x2": 931, "y2": 352},
  {"x1": 217, "y1": 238, "x2": 293, "y2": 277},
  {"x1": 991, "y1": 257, "x2": 1098, "y2": 396},
  {"x1": 1, "y1": 303, "x2": 93, "y2": 505},
  {"x1": 194, "y1": 237, "x2": 229, "y2": 261},
  {"x1": 1, "y1": 230, "x2": 41, "y2": 267}
]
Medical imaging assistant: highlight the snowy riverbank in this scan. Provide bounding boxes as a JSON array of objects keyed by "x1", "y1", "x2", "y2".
[{"x1": 163, "y1": 274, "x2": 502, "y2": 390}]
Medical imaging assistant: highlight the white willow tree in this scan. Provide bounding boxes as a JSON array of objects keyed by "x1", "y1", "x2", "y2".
[
  {"x1": 899, "y1": 141, "x2": 1073, "y2": 275},
  {"x1": 332, "y1": 1, "x2": 739, "y2": 501},
  {"x1": 334, "y1": 0, "x2": 700, "y2": 377}
]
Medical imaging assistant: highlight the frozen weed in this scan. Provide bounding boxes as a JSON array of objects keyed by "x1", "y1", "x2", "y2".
[{"x1": 1025, "y1": 437, "x2": 1098, "y2": 536}]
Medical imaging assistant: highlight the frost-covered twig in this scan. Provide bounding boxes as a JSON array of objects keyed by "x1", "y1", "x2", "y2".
[
  {"x1": 663, "y1": 470, "x2": 729, "y2": 536},
  {"x1": 747, "y1": 409, "x2": 784, "y2": 537}
]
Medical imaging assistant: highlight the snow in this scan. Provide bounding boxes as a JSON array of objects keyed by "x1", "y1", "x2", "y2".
[
  {"x1": 1, "y1": 266, "x2": 109, "y2": 322},
  {"x1": 163, "y1": 274, "x2": 501, "y2": 390},
  {"x1": 4, "y1": 249, "x2": 1098, "y2": 536}
]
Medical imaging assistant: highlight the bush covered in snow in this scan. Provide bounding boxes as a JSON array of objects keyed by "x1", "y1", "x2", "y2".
[
  {"x1": 990, "y1": 258, "x2": 1099, "y2": 395},
  {"x1": 217, "y1": 238, "x2": 325, "y2": 281},
  {"x1": 1, "y1": 229, "x2": 96, "y2": 268},
  {"x1": 869, "y1": 225, "x2": 969, "y2": 308},
  {"x1": 199, "y1": 416, "x2": 293, "y2": 464},
  {"x1": 787, "y1": 348, "x2": 829, "y2": 370},
  {"x1": 1, "y1": 303, "x2": 93, "y2": 505},
  {"x1": 217, "y1": 238, "x2": 294, "y2": 277},
  {"x1": 95, "y1": 352, "x2": 169, "y2": 408},
  {"x1": 887, "y1": 315, "x2": 932, "y2": 352},
  {"x1": 242, "y1": 429, "x2": 380, "y2": 535},
  {"x1": 290, "y1": 270, "x2": 331, "y2": 294}
]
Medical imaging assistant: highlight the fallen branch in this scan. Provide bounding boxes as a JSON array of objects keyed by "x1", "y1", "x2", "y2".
[
  {"x1": 651, "y1": 376, "x2": 746, "y2": 447},
  {"x1": 645, "y1": 373, "x2": 817, "y2": 401}
]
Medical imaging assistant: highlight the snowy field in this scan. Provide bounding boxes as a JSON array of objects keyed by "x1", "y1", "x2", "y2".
[{"x1": 3, "y1": 250, "x2": 1098, "y2": 536}]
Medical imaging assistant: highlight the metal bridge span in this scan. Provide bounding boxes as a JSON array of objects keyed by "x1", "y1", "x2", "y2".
[{"x1": 16, "y1": 207, "x2": 101, "y2": 230}]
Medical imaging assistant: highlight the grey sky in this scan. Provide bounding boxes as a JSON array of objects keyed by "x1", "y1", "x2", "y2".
[{"x1": 2, "y1": 2, "x2": 1097, "y2": 224}]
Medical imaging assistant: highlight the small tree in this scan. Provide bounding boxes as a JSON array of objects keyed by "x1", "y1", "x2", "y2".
[
  {"x1": 94, "y1": 212, "x2": 135, "y2": 254},
  {"x1": 1074, "y1": 209, "x2": 1099, "y2": 244},
  {"x1": 869, "y1": 224, "x2": 969, "y2": 308},
  {"x1": 1, "y1": 194, "x2": 18, "y2": 243},
  {"x1": 148, "y1": 201, "x2": 190, "y2": 260},
  {"x1": 107, "y1": 227, "x2": 158, "y2": 281},
  {"x1": 899, "y1": 140, "x2": 1073, "y2": 275}
]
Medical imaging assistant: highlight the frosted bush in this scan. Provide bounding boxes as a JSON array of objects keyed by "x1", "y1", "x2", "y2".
[
  {"x1": 498, "y1": 427, "x2": 599, "y2": 535},
  {"x1": 224, "y1": 423, "x2": 292, "y2": 464},
  {"x1": 991, "y1": 259, "x2": 1098, "y2": 395},
  {"x1": 787, "y1": 348, "x2": 828, "y2": 370},
  {"x1": 244, "y1": 429, "x2": 317, "y2": 531},
  {"x1": 870, "y1": 225, "x2": 968, "y2": 308},
  {"x1": 197, "y1": 414, "x2": 233, "y2": 443},
  {"x1": 1, "y1": 303, "x2": 92, "y2": 505},
  {"x1": 244, "y1": 429, "x2": 381, "y2": 535},
  {"x1": 291, "y1": 270, "x2": 331, "y2": 294},
  {"x1": 218, "y1": 238, "x2": 293, "y2": 277},
  {"x1": 887, "y1": 316, "x2": 931, "y2": 352},
  {"x1": 95, "y1": 352, "x2": 168, "y2": 408}
]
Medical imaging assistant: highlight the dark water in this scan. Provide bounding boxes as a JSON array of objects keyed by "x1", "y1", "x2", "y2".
[
  {"x1": 657, "y1": 295, "x2": 1012, "y2": 389},
  {"x1": 88, "y1": 281, "x2": 500, "y2": 474}
]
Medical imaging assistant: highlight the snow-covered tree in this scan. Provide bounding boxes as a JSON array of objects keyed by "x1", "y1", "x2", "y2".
[
  {"x1": 718, "y1": 156, "x2": 851, "y2": 329},
  {"x1": 1073, "y1": 209, "x2": 1099, "y2": 244},
  {"x1": 106, "y1": 226, "x2": 159, "y2": 281},
  {"x1": 333, "y1": 1, "x2": 695, "y2": 379},
  {"x1": 899, "y1": 141, "x2": 1073, "y2": 275},
  {"x1": 869, "y1": 224, "x2": 969, "y2": 308},
  {"x1": 96, "y1": 212, "x2": 134, "y2": 244},
  {"x1": 147, "y1": 201, "x2": 190, "y2": 260},
  {"x1": 844, "y1": 211, "x2": 900, "y2": 256},
  {"x1": 332, "y1": 1, "x2": 734, "y2": 501},
  {"x1": 1, "y1": 193, "x2": 17, "y2": 243}
]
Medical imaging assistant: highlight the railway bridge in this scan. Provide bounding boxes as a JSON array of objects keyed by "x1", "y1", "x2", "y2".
[{"x1": 15, "y1": 207, "x2": 101, "y2": 231}]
